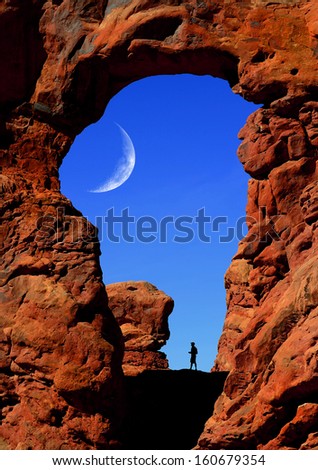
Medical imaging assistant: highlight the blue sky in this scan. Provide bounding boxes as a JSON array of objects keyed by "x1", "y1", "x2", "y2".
[{"x1": 60, "y1": 74, "x2": 259, "y2": 372}]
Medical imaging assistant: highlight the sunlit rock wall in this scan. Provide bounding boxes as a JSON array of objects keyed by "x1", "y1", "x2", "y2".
[{"x1": 107, "y1": 281, "x2": 173, "y2": 376}]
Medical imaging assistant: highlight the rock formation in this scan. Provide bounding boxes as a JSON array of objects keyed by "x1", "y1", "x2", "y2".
[
  {"x1": 201, "y1": 103, "x2": 318, "y2": 450},
  {"x1": 1, "y1": 0, "x2": 318, "y2": 449},
  {"x1": 0, "y1": 156, "x2": 125, "y2": 448},
  {"x1": 106, "y1": 281, "x2": 173, "y2": 375},
  {"x1": 122, "y1": 369, "x2": 228, "y2": 450}
]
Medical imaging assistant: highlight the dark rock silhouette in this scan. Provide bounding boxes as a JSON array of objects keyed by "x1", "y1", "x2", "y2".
[{"x1": 121, "y1": 370, "x2": 228, "y2": 450}]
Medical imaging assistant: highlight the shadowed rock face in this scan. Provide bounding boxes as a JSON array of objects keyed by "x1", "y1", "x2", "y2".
[
  {"x1": 121, "y1": 370, "x2": 228, "y2": 450},
  {"x1": 1, "y1": 0, "x2": 318, "y2": 450}
]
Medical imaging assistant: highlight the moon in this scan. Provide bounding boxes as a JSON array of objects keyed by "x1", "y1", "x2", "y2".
[{"x1": 89, "y1": 123, "x2": 136, "y2": 193}]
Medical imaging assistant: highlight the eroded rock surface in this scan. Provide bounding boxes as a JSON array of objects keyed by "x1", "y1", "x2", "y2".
[
  {"x1": 107, "y1": 281, "x2": 173, "y2": 375},
  {"x1": 201, "y1": 103, "x2": 318, "y2": 450},
  {"x1": 1, "y1": 0, "x2": 318, "y2": 450},
  {"x1": 0, "y1": 158, "x2": 124, "y2": 448}
]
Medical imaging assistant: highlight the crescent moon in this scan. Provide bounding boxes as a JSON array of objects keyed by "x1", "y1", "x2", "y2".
[{"x1": 89, "y1": 123, "x2": 136, "y2": 193}]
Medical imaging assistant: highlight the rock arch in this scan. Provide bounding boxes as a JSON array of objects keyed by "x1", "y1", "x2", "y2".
[{"x1": 1, "y1": 0, "x2": 318, "y2": 449}]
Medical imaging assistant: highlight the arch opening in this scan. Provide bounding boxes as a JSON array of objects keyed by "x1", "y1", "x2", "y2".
[{"x1": 60, "y1": 73, "x2": 259, "y2": 373}]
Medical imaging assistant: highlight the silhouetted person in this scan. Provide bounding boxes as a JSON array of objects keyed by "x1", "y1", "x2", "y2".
[{"x1": 189, "y1": 342, "x2": 198, "y2": 370}]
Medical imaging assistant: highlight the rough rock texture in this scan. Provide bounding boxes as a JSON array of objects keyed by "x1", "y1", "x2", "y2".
[
  {"x1": 0, "y1": 158, "x2": 124, "y2": 448},
  {"x1": 1, "y1": 0, "x2": 318, "y2": 450},
  {"x1": 201, "y1": 104, "x2": 318, "y2": 450},
  {"x1": 106, "y1": 281, "x2": 174, "y2": 375}
]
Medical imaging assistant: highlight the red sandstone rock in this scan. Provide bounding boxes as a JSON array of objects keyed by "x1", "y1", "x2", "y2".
[
  {"x1": 1, "y1": 0, "x2": 318, "y2": 450},
  {"x1": 204, "y1": 102, "x2": 318, "y2": 450},
  {"x1": 106, "y1": 281, "x2": 174, "y2": 376},
  {"x1": 0, "y1": 187, "x2": 125, "y2": 448}
]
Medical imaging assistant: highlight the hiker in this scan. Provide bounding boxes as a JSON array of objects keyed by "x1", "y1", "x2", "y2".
[{"x1": 189, "y1": 342, "x2": 198, "y2": 370}]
